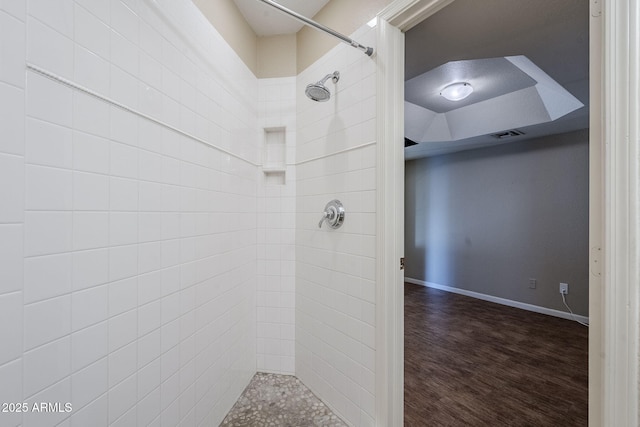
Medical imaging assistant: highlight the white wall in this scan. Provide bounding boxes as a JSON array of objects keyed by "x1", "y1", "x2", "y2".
[
  {"x1": 256, "y1": 77, "x2": 297, "y2": 374},
  {"x1": 295, "y1": 24, "x2": 378, "y2": 427},
  {"x1": 0, "y1": 0, "x2": 259, "y2": 425},
  {"x1": 0, "y1": 2, "x2": 27, "y2": 425},
  {"x1": 0, "y1": 1, "x2": 384, "y2": 426}
]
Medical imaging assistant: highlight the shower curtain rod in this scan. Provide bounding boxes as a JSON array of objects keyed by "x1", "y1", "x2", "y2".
[{"x1": 255, "y1": 0, "x2": 374, "y2": 56}]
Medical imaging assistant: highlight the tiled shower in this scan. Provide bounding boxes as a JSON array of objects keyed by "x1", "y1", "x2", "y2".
[{"x1": 0, "y1": 0, "x2": 377, "y2": 426}]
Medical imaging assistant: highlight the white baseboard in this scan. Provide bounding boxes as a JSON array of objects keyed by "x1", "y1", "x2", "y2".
[{"x1": 405, "y1": 277, "x2": 590, "y2": 324}]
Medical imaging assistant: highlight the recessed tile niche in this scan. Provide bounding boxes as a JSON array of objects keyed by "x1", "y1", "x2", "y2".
[{"x1": 263, "y1": 127, "x2": 286, "y2": 185}]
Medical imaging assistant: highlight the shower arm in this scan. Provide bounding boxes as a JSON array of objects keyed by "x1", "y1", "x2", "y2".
[
  {"x1": 255, "y1": 0, "x2": 374, "y2": 56},
  {"x1": 318, "y1": 71, "x2": 339, "y2": 85}
]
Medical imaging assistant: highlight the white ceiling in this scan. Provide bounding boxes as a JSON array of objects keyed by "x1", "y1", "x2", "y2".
[
  {"x1": 404, "y1": 55, "x2": 584, "y2": 144},
  {"x1": 405, "y1": 57, "x2": 537, "y2": 113},
  {"x1": 233, "y1": 0, "x2": 330, "y2": 36},
  {"x1": 404, "y1": 0, "x2": 589, "y2": 159}
]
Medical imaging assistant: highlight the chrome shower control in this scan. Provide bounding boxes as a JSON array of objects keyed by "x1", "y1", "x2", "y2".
[{"x1": 318, "y1": 200, "x2": 345, "y2": 229}]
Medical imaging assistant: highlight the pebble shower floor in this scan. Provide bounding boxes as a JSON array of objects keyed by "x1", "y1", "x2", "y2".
[{"x1": 221, "y1": 373, "x2": 347, "y2": 426}]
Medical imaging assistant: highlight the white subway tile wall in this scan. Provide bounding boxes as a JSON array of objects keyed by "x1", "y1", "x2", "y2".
[
  {"x1": 1, "y1": 0, "x2": 260, "y2": 425},
  {"x1": 295, "y1": 25, "x2": 378, "y2": 427},
  {"x1": 0, "y1": 5, "x2": 25, "y2": 427},
  {"x1": 2, "y1": 1, "x2": 383, "y2": 426},
  {"x1": 257, "y1": 77, "x2": 297, "y2": 374}
]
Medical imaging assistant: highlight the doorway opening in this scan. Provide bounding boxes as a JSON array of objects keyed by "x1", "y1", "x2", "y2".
[
  {"x1": 401, "y1": 0, "x2": 589, "y2": 424},
  {"x1": 376, "y1": 0, "x2": 640, "y2": 425}
]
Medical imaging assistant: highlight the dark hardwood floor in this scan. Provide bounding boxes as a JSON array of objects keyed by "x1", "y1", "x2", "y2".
[{"x1": 404, "y1": 283, "x2": 588, "y2": 427}]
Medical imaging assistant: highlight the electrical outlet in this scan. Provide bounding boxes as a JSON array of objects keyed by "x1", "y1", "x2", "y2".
[
  {"x1": 559, "y1": 283, "x2": 569, "y2": 294},
  {"x1": 528, "y1": 278, "x2": 537, "y2": 289}
]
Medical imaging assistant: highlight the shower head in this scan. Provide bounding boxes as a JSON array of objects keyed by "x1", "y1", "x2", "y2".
[
  {"x1": 305, "y1": 71, "x2": 340, "y2": 102},
  {"x1": 305, "y1": 84, "x2": 331, "y2": 102}
]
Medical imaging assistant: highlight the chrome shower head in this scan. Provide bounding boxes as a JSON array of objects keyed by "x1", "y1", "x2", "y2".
[
  {"x1": 305, "y1": 71, "x2": 340, "y2": 102},
  {"x1": 305, "y1": 84, "x2": 331, "y2": 102}
]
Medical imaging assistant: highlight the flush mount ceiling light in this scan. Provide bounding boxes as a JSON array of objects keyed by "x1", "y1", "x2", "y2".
[{"x1": 440, "y1": 82, "x2": 473, "y2": 101}]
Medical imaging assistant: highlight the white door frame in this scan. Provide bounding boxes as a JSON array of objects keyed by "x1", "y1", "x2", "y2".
[
  {"x1": 599, "y1": 0, "x2": 640, "y2": 425},
  {"x1": 374, "y1": 0, "x2": 639, "y2": 426}
]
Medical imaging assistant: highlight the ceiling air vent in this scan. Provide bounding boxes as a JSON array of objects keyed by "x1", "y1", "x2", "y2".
[
  {"x1": 490, "y1": 129, "x2": 525, "y2": 139},
  {"x1": 405, "y1": 137, "x2": 418, "y2": 147}
]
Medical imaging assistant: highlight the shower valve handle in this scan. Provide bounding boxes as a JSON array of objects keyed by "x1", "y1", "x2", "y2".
[
  {"x1": 318, "y1": 200, "x2": 345, "y2": 229},
  {"x1": 318, "y1": 209, "x2": 334, "y2": 228}
]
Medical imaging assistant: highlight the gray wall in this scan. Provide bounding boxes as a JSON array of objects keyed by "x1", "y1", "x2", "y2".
[{"x1": 405, "y1": 129, "x2": 589, "y2": 315}]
